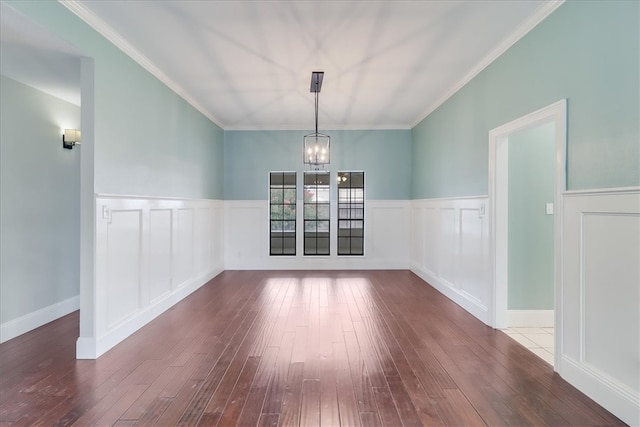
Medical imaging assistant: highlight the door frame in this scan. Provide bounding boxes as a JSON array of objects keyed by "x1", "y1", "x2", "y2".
[{"x1": 488, "y1": 99, "x2": 567, "y2": 366}]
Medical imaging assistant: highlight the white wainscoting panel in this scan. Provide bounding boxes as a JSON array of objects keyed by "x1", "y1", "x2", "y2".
[
  {"x1": 211, "y1": 205, "x2": 224, "y2": 270},
  {"x1": 148, "y1": 209, "x2": 172, "y2": 303},
  {"x1": 560, "y1": 188, "x2": 639, "y2": 426},
  {"x1": 459, "y1": 207, "x2": 488, "y2": 304},
  {"x1": 81, "y1": 195, "x2": 224, "y2": 359},
  {"x1": 226, "y1": 202, "x2": 264, "y2": 265},
  {"x1": 410, "y1": 197, "x2": 490, "y2": 324},
  {"x1": 195, "y1": 207, "x2": 211, "y2": 279},
  {"x1": 224, "y1": 200, "x2": 410, "y2": 269},
  {"x1": 176, "y1": 208, "x2": 195, "y2": 287},
  {"x1": 438, "y1": 208, "x2": 457, "y2": 285},
  {"x1": 105, "y1": 209, "x2": 142, "y2": 329}
]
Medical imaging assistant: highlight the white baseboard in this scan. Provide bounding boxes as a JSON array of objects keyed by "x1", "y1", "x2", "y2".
[
  {"x1": 507, "y1": 309, "x2": 554, "y2": 327},
  {"x1": 226, "y1": 258, "x2": 409, "y2": 270},
  {"x1": 0, "y1": 295, "x2": 79, "y2": 343},
  {"x1": 412, "y1": 265, "x2": 490, "y2": 326},
  {"x1": 560, "y1": 355, "x2": 639, "y2": 427},
  {"x1": 75, "y1": 336, "x2": 97, "y2": 359},
  {"x1": 76, "y1": 268, "x2": 222, "y2": 359}
]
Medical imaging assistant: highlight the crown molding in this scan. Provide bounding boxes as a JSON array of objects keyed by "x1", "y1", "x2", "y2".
[
  {"x1": 410, "y1": 0, "x2": 565, "y2": 128},
  {"x1": 58, "y1": 0, "x2": 225, "y2": 129}
]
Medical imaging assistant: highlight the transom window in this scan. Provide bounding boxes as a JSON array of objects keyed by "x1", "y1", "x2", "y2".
[
  {"x1": 304, "y1": 172, "x2": 330, "y2": 255},
  {"x1": 269, "y1": 172, "x2": 296, "y2": 255},
  {"x1": 337, "y1": 171, "x2": 364, "y2": 255}
]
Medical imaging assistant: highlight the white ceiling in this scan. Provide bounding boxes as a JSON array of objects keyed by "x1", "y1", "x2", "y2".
[{"x1": 3, "y1": 1, "x2": 561, "y2": 130}]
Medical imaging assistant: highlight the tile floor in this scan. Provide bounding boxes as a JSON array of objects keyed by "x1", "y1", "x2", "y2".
[{"x1": 504, "y1": 327, "x2": 554, "y2": 365}]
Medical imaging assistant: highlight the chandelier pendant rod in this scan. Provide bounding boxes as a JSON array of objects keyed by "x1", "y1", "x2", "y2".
[
  {"x1": 315, "y1": 90, "x2": 319, "y2": 135},
  {"x1": 303, "y1": 71, "x2": 330, "y2": 168}
]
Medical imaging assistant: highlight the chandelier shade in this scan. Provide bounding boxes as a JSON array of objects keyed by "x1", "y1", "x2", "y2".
[{"x1": 303, "y1": 132, "x2": 330, "y2": 165}]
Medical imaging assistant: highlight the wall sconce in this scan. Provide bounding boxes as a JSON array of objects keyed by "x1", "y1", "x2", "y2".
[{"x1": 63, "y1": 129, "x2": 81, "y2": 149}]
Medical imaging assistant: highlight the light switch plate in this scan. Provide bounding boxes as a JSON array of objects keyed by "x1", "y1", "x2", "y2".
[{"x1": 546, "y1": 203, "x2": 554, "y2": 215}]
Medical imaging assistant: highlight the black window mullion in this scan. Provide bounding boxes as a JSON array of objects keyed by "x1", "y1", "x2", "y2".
[
  {"x1": 270, "y1": 172, "x2": 296, "y2": 256},
  {"x1": 304, "y1": 172, "x2": 330, "y2": 256},
  {"x1": 337, "y1": 171, "x2": 364, "y2": 256}
]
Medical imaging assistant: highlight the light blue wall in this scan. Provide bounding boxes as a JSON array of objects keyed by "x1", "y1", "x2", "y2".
[
  {"x1": 508, "y1": 122, "x2": 555, "y2": 310},
  {"x1": 8, "y1": 1, "x2": 224, "y2": 199},
  {"x1": 0, "y1": 76, "x2": 81, "y2": 323},
  {"x1": 224, "y1": 129, "x2": 412, "y2": 200},
  {"x1": 412, "y1": 0, "x2": 639, "y2": 198}
]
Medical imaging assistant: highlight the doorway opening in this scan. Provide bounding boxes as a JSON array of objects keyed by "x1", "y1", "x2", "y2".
[
  {"x1": 489, "y1": 99, "x2": 566, "y2": 368},
  {"x1": 0, "y1": 3, "x2": 95, "y2": 357}
]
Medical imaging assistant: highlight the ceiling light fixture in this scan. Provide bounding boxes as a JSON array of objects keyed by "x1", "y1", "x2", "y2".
[{"x1": 303, "y1": 71, "x2": 330, "y2": 169}]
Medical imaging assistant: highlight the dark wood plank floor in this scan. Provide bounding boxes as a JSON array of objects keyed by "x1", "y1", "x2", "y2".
[{"x1": 0, "y1": 270, "x2": 625, "y2": 426}]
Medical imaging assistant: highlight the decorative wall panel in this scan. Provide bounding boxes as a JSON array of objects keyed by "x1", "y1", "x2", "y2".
[
  {"x1": 148, "y1": 209, "x2": 172, "y2": 303},
  {"x1": 410, "y1": 197, "x2": 490, "y2": 324},
  {"x1": 105, "y1": 210, "x2": 142, "y2": 328},
  {"x1": 561, "y1": 189, "x2": 639, "y2": 425},
  {"x1": 89, "y1": 195, "x2": 224, "y2": 359}
]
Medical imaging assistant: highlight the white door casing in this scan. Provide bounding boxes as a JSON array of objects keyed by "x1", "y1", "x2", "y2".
[{"x1": 488, "y1": 99, "x2": 567, "y2": 368}]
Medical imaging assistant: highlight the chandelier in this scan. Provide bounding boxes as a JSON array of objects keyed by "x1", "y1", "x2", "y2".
[{"x1": 303, "y1": 71, "x2": 330, "y2": 169}]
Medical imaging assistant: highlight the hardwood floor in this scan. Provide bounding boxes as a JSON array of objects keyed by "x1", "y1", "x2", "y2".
[{"x1": 0, "y1": 270, "x2": 625, "y2": 426}]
